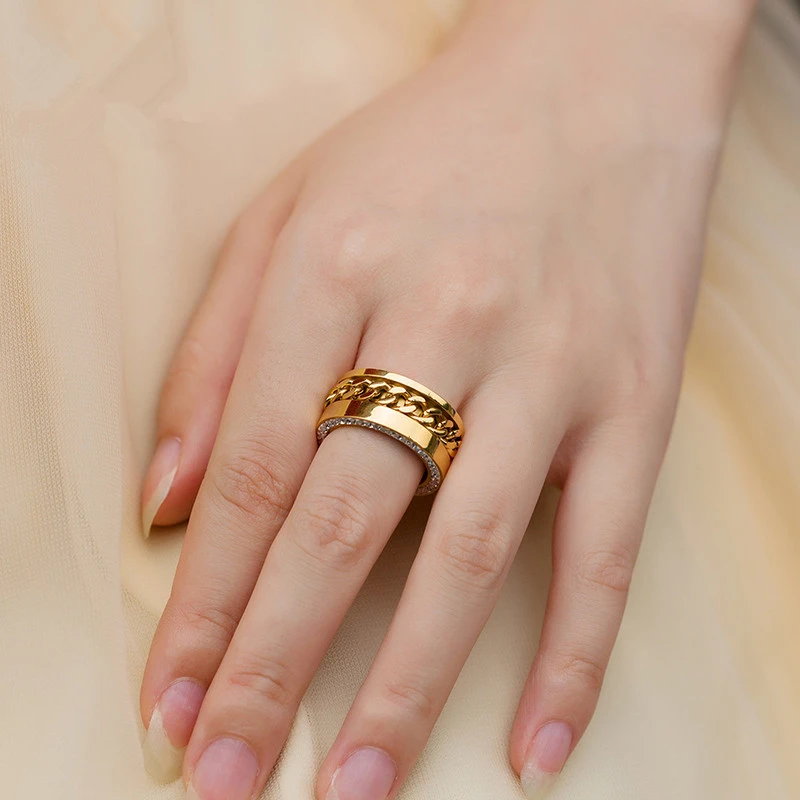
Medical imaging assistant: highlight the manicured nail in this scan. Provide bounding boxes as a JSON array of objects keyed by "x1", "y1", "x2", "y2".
[
  {"x1": 142, "y1": 436, "x2": 181, "y2": 537},
  {"x1": 326, "y1": 747, "x2": 397, "y2": 800},
  {"x1": 186, "y1": 737, "x2": 259, "y2": 800},
  {"x1": 520, "y1": 721, "x2": 573, "y2": 799},
  {"x1": 143, "y1": 679, "x2": 205, "y2": 783}
]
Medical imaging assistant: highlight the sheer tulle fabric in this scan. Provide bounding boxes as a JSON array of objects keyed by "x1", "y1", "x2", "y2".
[{"x1": 0, "y1": 1, "x2": 797, "y2": 797}]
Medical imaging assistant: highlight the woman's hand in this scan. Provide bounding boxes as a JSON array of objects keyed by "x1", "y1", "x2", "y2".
[{"x1": 139, "y1": 1, "x2": 753, "y2": 798}]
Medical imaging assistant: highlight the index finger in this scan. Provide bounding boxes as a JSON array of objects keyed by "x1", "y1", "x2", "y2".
[{"x1": 140, "y1": 252, "x2": 361, "y2": 782}]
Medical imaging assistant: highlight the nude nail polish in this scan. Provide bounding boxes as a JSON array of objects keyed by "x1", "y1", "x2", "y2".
[
  {"x1": 186, "y1": 737, "x2": 259, "y2": 800},
  {"x1": 143, "y1": 679, "x2": 204, "y2": 783},
  {"x1": 326, "y1": 747, "x2": 397, "y2": 800},
  {"x1": 520, "y1": 721, "x2": 572, "y2": 799},
  {"x1": 141, "y1": 436, "x2": 181, "y2": 537}
]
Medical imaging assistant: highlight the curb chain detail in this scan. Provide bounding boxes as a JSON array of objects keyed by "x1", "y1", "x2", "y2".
[{"x1": 323, "y1": 376, "x2": 462, "y2": 456}]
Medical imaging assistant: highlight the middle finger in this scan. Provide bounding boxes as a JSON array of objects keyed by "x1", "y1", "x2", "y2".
[
  {"x1": 182, "y1": 362, "x2": 467, "y2": 800},
  {"x1": 140, "y1": 244, "x2": 362, "y2": 781}
]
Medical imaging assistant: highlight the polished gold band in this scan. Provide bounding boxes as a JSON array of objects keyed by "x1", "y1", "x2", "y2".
[{"x1": 316, "y1": 369, "x2": 464, "y2": 495}]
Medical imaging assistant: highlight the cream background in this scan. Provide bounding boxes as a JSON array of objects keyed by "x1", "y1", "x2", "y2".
[{"x1": 1, "y1": 1, "x2": 798, "y2": 798}]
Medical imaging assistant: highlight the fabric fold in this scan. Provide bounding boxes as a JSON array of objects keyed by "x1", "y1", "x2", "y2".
[{"x1": 1, "y1": 1, "x2": 797, "y2": 797}]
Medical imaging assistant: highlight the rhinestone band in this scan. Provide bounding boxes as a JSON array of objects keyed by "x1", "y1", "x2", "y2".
[{"x1": 317, "y1": 416, "x2": 442, "y2": 495}]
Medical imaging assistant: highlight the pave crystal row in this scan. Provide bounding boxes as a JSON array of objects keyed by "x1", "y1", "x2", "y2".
[
  {"x1": 317, "y1": 416, "x2": 442, "y2": 494},
  {"x1": 322, "y1": 375, "x2": 462, "y2": 458}
]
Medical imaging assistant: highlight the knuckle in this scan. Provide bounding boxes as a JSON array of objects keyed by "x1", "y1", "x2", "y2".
[
  {"x1": 431, "y1": 265, "x2": 513, "y2": 336},
  {"x1": 292, "y1": 482, "x2": 374, "y2": 570},
  {"x1": 614, "y1": 348, "x2": 679, "y2": 420},
  {"x1": 436, "y1": 509, "x2": 513, "y2": 592},
  {"x1": 575, "y1": 545, "x2": 635, "y2": 596},
  {"x1": 162, "y1": 336, "x2": 219, "y2": 400},
  {"x1": 380, "y1": 678, "x2": 437, "y2": 722},
  {"x1": 174, "y1": 601, "x2": 241, "y2": 650},
  {"x1": 211, "y1": 439, "x2": 295, "y2": 525},
  {"x1": 550, "y1": 650, "x2": 607, "y2": 695},
  {"x1": 298, "y1": 210, "x2": 381, "y2": 291},
  {"x1": 224, "y1": 653, "x2": 295, "y2": 712}
]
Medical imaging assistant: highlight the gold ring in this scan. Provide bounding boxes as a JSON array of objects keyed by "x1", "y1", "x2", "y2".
[{"x1": 316, "y1": 369, "x2": 464, "y2": 495}]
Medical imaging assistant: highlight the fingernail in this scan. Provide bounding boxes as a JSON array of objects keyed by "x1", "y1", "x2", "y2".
[
  {"x1": 326, "y1": 747, "x2": 397, "y2": 800},
  {"x1": 143, "y1": 679, "x2": 205, "y2": 783},
  {"x1": 187, "y1": 737, "x2": 259, "y2": 800},
  {"x1": 142, "y1": 436, "x2": 181, "y2": 537},
  {"x1": 520, "y1": 721, "x2": 573, "y2": 800}
]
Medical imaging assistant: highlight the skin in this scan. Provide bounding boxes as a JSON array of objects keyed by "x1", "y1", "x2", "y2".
[{"x1": 139, "y1": 0, "x2": 757, "y2": 797}]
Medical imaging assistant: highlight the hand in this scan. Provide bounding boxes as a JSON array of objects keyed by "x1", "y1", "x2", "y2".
[{"x1": 139, "y1": 2, "x2": 751, "y2": 798}]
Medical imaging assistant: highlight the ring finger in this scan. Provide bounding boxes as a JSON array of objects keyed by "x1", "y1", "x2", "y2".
[{"x1": 315, "y1": 375, "x2": 567, "y2": 800}]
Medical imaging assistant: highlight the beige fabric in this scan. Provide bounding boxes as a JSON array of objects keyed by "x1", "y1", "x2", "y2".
[{"x1": 1, "y1": 1, "x2": 798, "y2": 798}]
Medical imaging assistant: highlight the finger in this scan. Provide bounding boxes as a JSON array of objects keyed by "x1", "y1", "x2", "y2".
[
  {"x1": 510, "y1": 419, "x2": 666, "y2": 799},
  {"x1": 140, "y1": 224, "x2": 360, "y2": 782},
  {"x1": 180, "y1": 356, "x2": 475, "y2": 800},
  {"x1": 182, "y1": 426, "x2": 423, "y2": 800},
  {"x1": 141, "y1": 164, "x2": 303, "y2": 535},
  {"x1": 316, "y1": 381, "x2": 567, "y2": 800}
]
